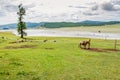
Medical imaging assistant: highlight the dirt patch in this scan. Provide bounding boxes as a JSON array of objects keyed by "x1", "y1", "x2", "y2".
[
  {"x1": 5, "y1": 45, "x2": 36, "y2": 49},
  {"x1": 9, "y1": 40, "x2": 27, "y2": 44},
  {"x1": 86, "y1": 48, "x2": 104, "y2": 52},
  {"x1": 84, "y1": 48, "x2": 120, "y2": 53},
  {"x1": 104, "y1": 49, "x2": 120, "y2": 52}
]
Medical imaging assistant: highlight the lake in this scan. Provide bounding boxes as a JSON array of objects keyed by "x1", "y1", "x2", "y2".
[{"x1": 1, "y1": 29, "x2": 120, "y2": 40}]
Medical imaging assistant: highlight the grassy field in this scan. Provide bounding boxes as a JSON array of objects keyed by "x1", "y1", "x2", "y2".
[
  {"x1": 0, "y1": 32, "x2": 120, "y2": 80},
  {"x1": 55, "y1": 24, "x2": 120, "y2": 33}
]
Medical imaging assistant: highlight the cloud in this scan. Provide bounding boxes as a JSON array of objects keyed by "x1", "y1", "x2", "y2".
[
  {"x1": 101, "y1": 1, "x2": 120, "y2": 11},
  {"x1": 0, "y1": 0, "x2": 7, "y2": 5},
  {"x1": 101, "y1": 2, "x2": 116, "y2": 11},
  {"x1": 112, "y1": 0, "x2": 120, "y2": 5},
  {"x1": 91, "y1": 5, "x2": 98, "y2": 11},
  {"x1": 0, "y1": 0, "x2": 35, "y2": 13},
  {"x1": 83, "y1": 12, "x2": 99, "y2": 16},
  {"x1": 0, "y1": 11, "x2": 6, "y2": 17},
  {"x1": 89, "y1": 0, "x2": 120, "y2": 12},
  {"x1": 0, "y1": 0, "x2": 17, "y2": 12},
  {"x1": 24, "y1": 4, "x2": 35, "y2": 10},
  {"x1": 0, "y1": 0, "x2": 120, "y2": 25},
  {"x1": 69, "y1": 5, "x2": 88, "y2": 8},
  {"x1": 4, "y1": 4, "x2": 18, "y2": 12}
]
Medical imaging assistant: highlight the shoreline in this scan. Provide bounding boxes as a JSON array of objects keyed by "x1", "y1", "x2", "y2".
[{"x1": 1, "y1": 29, "x2": 120, "y2": 40}]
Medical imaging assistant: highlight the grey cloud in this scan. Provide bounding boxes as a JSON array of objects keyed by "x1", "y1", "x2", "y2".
[
  {"x1": 91, "y1": 5, "x2": 98, "y2": 11},
  {"x1": 39, "y1": 3, "x2": 44, "y2": 6},
  {"x1": 112, "y1": 0, "x2": 120, "y2": 5},
  {"x1": 0, "y1": 0, "x2": 35, "y2": 13},
  {"x1": 0, "y1": 11, "x2": 6, "y2": 17},
  {"x1": 69, "y1": 5, "x2": 88, "y2": 8},
  {"x1": 0, "y1": 0, "x2": 17, "y2": 12},
  {"x1": 5, "y1": 4, "x2": 35, "y2": 12},
  {"x1": 83, "y1": 12, "x2": 99, "y2": 16},
  {"x1": 101, "y1": 1, "x2": 120, "y2": 11},
  {"x1": 4, "y1": 5, "x2": 17, "y2": 12},
  {"x1": 24, "y1": 4, "x2": 35, "y2": 10},
  {"x1": 60, "y1": 13, "x2": 68, "y2": 17},
  {"x1": 89, "y1": 1, "x2": 120, "y2": 12},
  {"x1": 86, "y1": 2, "x2": 97, "y2": 5},
  {"x1": 0, "y1": 1, "x2": 7, "y2": 16},
  {"x1": 71, "y1": 14, "x2": 79, "y2": 20},
  {"x1": 0, "y1": 0, "x2": 7, "y2": 5},
  {"x1": 29, "y1": 14, "x2": 48, "y2": 19},
  {"x1": 101, "y1": 2, "x2": 116, "y2": 11}
]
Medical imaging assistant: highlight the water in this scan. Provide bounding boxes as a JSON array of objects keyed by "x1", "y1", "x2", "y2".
[{"x1": 1, "y1": 29, "x2": 120, "y2": 40}]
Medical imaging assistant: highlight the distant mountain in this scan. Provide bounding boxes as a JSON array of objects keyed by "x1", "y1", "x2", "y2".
[
  {"x1": 79, "y1": 20, "x2": 120, "y2": 26},
  {"x1": 42, "y1": 21, "x2": 120, "y2": 28},
  {"x1": 0, "y1": 21, "x2": 120, "y2": 30},
  {"x1": 79, "y1": 20, "x2": 105, "y2": 26},
  {"x1": 0, "y1": 22, "x2": 43, "y2": 30}
]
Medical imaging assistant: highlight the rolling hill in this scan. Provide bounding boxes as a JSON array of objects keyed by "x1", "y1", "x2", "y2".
[
  {"x1": 0, "y1": 22, "x2": 43, "y2": 30},
  {"x1": 0, "y1": 21, "x2": 120, "y2": 30}
]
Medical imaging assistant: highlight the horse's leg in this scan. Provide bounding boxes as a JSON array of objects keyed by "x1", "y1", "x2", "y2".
[
  {"x1": 88, "y1": 43, "x2": 90, "y2": 49},
  {"x1": 80, "y1": 44, "x2": 83, "y2": 49},
  {"x1": 84, "y1": 45, "x2": 86, "y2": 49}
]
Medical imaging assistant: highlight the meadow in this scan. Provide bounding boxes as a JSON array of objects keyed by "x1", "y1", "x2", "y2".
[{"x1": 0, "y1": 31, "x2": 120, "y2": 80}]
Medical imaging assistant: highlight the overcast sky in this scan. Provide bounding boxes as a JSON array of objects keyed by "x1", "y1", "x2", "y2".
[{"x1": 0, "y1": 0, "x2": 120, "y2": 25}]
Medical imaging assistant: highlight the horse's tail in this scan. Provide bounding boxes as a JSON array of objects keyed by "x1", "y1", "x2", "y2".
[{"x1": 88, "y1": 39, "x2": 91, "y2": 49}]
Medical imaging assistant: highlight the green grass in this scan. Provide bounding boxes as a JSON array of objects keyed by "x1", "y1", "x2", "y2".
[{"x1": 0, "y1": 32, "x2": 120, "y2": 80}]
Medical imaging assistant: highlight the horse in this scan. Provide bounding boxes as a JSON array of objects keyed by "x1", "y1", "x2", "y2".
[{"x1": 79, "y1": 39, "x2": 91, "y2": 49}]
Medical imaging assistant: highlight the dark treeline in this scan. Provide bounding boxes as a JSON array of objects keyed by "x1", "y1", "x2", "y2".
[{"x1": 0, "y1": 21, "x2": 120, "y2": 29}]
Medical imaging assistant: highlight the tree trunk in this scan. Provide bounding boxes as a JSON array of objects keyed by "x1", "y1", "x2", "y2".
[
  {"x1": 20, "y1": 22, "x2": 23, "y2": 38},
  {"x1": 21, "y1": 32, "x2": 23, "y2": 38}
]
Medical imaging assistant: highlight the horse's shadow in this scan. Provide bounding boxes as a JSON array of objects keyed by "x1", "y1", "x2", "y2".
[{"x1": 84, "y1": 48, "x2": 120, "y2": 53}]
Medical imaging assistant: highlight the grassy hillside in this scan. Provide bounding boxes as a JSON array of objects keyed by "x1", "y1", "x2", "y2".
[
  {"x1": 0, "y1": 32, "x2": 120, "y2": 80},
  {"x1": 42, "y1": 21, "x2": 120, "y2": 28}
]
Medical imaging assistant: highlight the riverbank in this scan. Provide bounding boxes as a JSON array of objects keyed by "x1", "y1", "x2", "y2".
[{"x1": 0, "y1": 24, "x2": 120, "y2": 39}]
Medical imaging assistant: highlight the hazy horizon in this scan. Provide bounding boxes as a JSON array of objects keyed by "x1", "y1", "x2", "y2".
[{"x1": 0, "y1": 0, "x2": 120, "y2": 25}]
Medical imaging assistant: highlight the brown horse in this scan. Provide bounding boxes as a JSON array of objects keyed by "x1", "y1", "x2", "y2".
[{"x1": 79, "y1": 39, "x2": 91, "y2": 49}]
